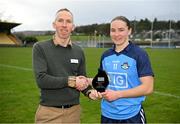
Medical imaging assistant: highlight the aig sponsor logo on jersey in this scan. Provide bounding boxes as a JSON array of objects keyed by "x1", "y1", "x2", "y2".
[{"x1": 107, "y1": 72, "x2": 128, "y2": 88}]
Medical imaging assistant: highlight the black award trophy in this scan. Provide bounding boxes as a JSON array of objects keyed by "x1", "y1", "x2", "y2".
[{"x1": 92, "y1": 69, "x2": 109, "y2": 92}]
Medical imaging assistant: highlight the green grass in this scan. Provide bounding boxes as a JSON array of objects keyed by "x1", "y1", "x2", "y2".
[
  {"x1": 0, "y1": 47, "x2": 180, "y2": 123},
  {"x1": 35, "y1": 35, "x2": 52, "y2": 41}
]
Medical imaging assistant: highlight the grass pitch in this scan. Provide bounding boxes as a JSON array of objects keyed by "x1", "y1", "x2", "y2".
[{"x1": 0, "y1": 47, "x2": 180, "y2": 123}]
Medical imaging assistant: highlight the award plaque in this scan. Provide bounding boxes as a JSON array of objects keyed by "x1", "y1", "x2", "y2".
[{"x1": 92, "y1": 69, "x2": 109, "y2": 92}]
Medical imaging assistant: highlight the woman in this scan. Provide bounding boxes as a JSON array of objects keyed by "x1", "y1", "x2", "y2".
[{"x1": 91, "y1": 16, "x2": 154, "y2": 123}]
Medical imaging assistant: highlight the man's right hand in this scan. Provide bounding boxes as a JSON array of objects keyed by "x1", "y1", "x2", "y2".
[{"x1": 75, "y1": 76, "x2": 89, "y2": 91}]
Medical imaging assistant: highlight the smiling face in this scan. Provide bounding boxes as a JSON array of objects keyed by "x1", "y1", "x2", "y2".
[
  {"x1": 110, "y1": 19, "x2": 131, "y2": 46},
  {"x1": 53, "y1": 10, "x2": 75, "y2": 40}
]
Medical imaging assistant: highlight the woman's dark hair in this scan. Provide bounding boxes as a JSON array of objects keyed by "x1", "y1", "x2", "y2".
[{"x1": 111, "y1": 16, "x2": 131, "y2": 29}]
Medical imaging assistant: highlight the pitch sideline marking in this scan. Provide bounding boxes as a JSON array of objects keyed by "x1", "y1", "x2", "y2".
[
  {"x1": 0, "y1": 63, "x2": 180, "y2": 99},
  {"x1": 154, "y1": 91, "x2": 180, "y2": 99},
  {"x1": 0, "y1": 63, "x2": 32, "y2": 71}
]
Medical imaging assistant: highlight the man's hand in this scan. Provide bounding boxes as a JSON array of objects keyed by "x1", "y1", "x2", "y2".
[
  {"x1": 75, "y1": 76, "x2": 89, "y2": 91},
  {"x1": 87, "y1": 78, "x2": 93, "y2": 85}
]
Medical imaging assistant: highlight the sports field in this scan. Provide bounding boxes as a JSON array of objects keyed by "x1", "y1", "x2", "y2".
[{"x1": 0, "y1": 47, "x2": 180, "y2": 123}]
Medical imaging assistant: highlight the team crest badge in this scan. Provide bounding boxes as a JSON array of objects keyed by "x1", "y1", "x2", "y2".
[{"x1": 121, "y1": 62, "x2": 129, "y2": 70}]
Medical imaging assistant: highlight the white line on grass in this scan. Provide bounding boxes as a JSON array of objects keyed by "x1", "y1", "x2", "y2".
[
  {"x1": 154, "y1": 91, "x2": 180, "y2": 99},
  {"x1": 0, "y1": 63, "x2": 180, "y2": 99},
  {"x1": 0, "y1": 63, "x2": 32, "y2": 71}
]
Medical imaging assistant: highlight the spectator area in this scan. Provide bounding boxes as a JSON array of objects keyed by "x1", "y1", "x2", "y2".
[{"x1": 0, "y1": 21, "x2": 22, "y2": 46}]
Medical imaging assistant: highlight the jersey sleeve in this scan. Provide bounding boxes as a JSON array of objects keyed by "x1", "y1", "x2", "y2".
[{"x1": 137, "y1": 51, "x2": 154, "y2": 77}]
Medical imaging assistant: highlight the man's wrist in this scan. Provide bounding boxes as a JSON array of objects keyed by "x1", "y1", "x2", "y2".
[
  {"x1": 68, "y1": 76, "x2": 76, "y2": 88},
  {"x1": 86, "y1": 89, "x2": 92, "y2": 97}
]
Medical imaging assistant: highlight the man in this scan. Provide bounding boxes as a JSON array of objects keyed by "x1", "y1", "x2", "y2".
[{"x1": 32, "y1": 8, "x2": 92, "y2": 123}]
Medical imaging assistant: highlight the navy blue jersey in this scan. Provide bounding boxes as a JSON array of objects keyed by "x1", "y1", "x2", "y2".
[{"x1": 99, "y1": 41, "x2": 154, "y2": 120}]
